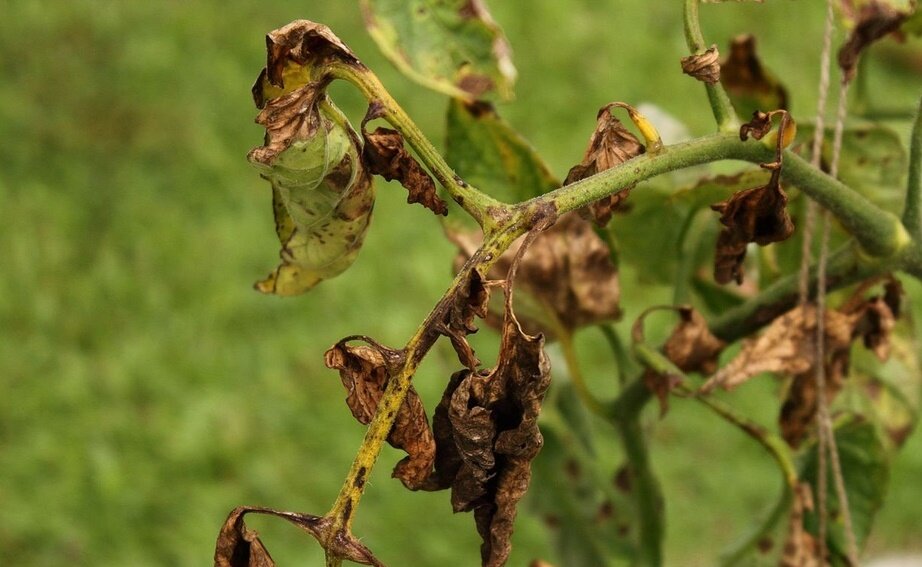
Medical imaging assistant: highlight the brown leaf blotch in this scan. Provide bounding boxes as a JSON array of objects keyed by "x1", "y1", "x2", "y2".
[
  {"x1": 739, "y1": 110, "x2": 773, "y2": 141},
  {"x1": 720, "y1": 34, "x2": 789, "y2": 111},
  {"x1": 838, "y1": 1, "x2": 911, "y2": 84},
  {"x1": 362, "y1": 125, "x2": 448, "y2": 216},
  {"x1": 663, "y1": 306, "x2": 726, "y2": 375}
]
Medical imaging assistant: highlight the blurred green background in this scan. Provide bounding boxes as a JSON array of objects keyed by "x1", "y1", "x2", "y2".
[{"x1": 2, "y1": 1, "x2": 921, "y2": 565}]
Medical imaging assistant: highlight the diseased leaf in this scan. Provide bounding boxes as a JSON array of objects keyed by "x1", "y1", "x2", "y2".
[
  {"x1": 450, "y1": 213, "x2": 621, "y2": 337},
  {"x1": 681, "y1": 45, "x2": 721, "y2": 84},
  {"x1": 564, "y1": 103, "x2": 646, "y2": 227},
  {"x1": 446, "y1": 99, "x2": 558, "y2": 218},
  {"x1": 214, "y1": 507, "x2": 383, "y2": 567},
  {"x1": 249, "y1": 21, "x2": 375, "y2": 296},
  {"x1": 838, "y1": 0, "x2": 915, "y2": 83},
  {"x1": 711, "y1": 165, "x2": 794, "y2": 285},
  {"x1": 800, "y1": 420, "x2": 889, "y2": 560},
  {"x1": 423, "y1": 263, "x2": 551, "y2": 566},
  {"x1": 362, "y1": 0, "x2": 516, "y2": 100},
  {"x1": 361, "y1": 118, "x2": 448, "y2": 216},
  {"x1": 779, "y1": 484, "x2": 821, "y2": 567},
  {"x1": 324, "y1": 339, "x2": 436, "y2": 490},
  {"x1": 720, "y1": 35, "x2": 788, "y2": 119},
  {"x1": 662, "y1": 306, "x2": 727, "y2": 375},
  {"x1": 439, "y1": 266, "x2": 493, "y2": 370}
]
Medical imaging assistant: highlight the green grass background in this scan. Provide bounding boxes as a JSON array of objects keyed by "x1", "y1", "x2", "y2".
[{"x1": 1, "y1": 1, "x2": 921, "y2": 565}]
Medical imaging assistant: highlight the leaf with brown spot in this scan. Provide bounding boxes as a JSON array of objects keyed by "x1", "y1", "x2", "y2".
[
  {"x1": 779, "y1": 484, "x2": 822, "y2": 567},
  {"x1": 838, "y1": 0, "x2": 915, "y2": 84},
  {"x1": 711, "y1": 165, "x2": 794, "y2": 285},
  {"x1": 214, "y1": 507, "x2": 383, "y2": 567},
  {"x1": 361, "y1": 112, "x2": 448, "y2": 216},
  {"x1": 249, "y1": 21, "x2": 376, "y2": 296},
  {"x1": 565, "y1": 103, "x2": 646, "y2": 227},
  {"x1": 681, "y1": 45, "x2": 721, "y2": 84},
  {"x1": 450, "y1": 213, "x2": 620, "y2": 338},
  {"x1": 739, "y1": 110, "x2": 774, "y2": 142},
  {"x1": 362, "y1": 0, "x2": 516, "y2": 100},
  {"x1": 720, "y1": 34, "x2": 788, "y2": 119},
  {"x1": 324, "y1": 340, "x2": 436, "y2": 490}
]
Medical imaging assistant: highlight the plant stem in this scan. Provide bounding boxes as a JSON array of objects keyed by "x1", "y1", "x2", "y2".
[
  {"x1": 332, "y1": 62, "x2": 505, "y2": 231},
  {"x1": 903, "y1": 97, "x2": 922, "y2": 238},
  {"x1": 683, "y1": 0, "x2": 739, "y2": 132}
]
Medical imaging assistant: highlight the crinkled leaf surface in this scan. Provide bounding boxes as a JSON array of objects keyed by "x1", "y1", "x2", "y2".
[
  {"x1": 362, "y1": 0, "x2": 516, "y2": 100},
  {"x1": 249, "y1": 21, "x2": 375, "y2": 296},
  {"x1": 720, "y1": 35, "x2": 788, "y2": 119},
  {"x1": 799, "y1": 420, "x2": 889, "y2": 560}
]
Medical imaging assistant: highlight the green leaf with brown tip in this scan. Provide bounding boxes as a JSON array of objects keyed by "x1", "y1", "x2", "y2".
[{"x1": 361, "y1": 0, "x2": 516, "y2": 100}]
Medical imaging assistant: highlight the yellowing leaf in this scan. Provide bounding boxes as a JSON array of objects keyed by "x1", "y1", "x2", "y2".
[
  {"x1": 249, "y1": 21, "x2": 376, "y2": 296},
  {"x1": 362, "y1": 0, "x2": 516, "y2": 100}
]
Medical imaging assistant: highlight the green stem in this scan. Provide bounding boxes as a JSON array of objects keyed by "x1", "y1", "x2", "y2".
[
  {"x1": 332, "y1": 62, "x2": 505, "y2": 231},
  {"x1": 903, "y1": 97, "x2": 922, "y2": 238},
  {"x1": 535, "y1": 132, "x2": 909, "y2": 259},
  {"x1": 683, "y1": 0, "x2": 739, "y2": 131}
]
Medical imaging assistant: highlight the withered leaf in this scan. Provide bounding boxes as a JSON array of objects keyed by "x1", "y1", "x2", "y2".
[
  {"x1": 214, "y1": 507, "x2": 383, "y2": 567},
  {"x1": 739, "y1": 110, "x2": 774, "y2": 142},
  {"x1": 680, "y1": 44, "x2": 721, "y2": 84},
  {"x1": 249, "y1": 21, "x2": 375, "y2": 296},
  {"x1": 642, "y1": 368, "x2": 683, "y2": 418},
  {"x1": 451, "y1": 213, "x2": 620, "y2": 338},
  {"x1": 440, "y1": 267, "x2": 492, "y2": 369},
  {"x1": 662, "y1": 306, "x2": 726, "y2": 375},
  {"x1": 362, "y1": 118, "x2": 448, "y2": 216},
  {"x1": 324, "y1": 340, "x2": 436, "y2": 490},
  {"x1": 565, "y1": 103, "x2": 646, "y2": 226},
  {"x1": 779, "y1": 484, "x2": 822, "y2": 567},
  {"x1": 720, "y1": 34, "x2": 788, "y2": 118},
  {"x1": 838, "y1": 0, "x2": 913, "y2": 84},
  {"x1": 711, "y1": 167, "x2": 794, "y2": 285},
  {"x1": 424, "y1": 280, "x2": 551, "y2": 566}
]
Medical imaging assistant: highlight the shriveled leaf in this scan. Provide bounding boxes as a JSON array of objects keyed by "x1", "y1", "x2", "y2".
[
  {"x1": 711, "y1": 166, "x2": 794, "y2": 285},
  {"x1": 720, "y1": 35, "x2": 788, "y2": 119},
  {"x1": 564, "y1": 103, "x2": 646, "y2": 226},
  {"x1": 702, "y1": 305, "x2": 855, "y2": 394},
  {"x1": 249, "y1": 21, "x2": 375, "y2": 296},
  {"x1": 324, "y1": 340, "x2": 436, "y2": 489},
  {"x1": 446, "y1": 99, "x2": 558, "y2": 221},
  {"x1": 362, "y1": 0, "x2": 516, "y2": 100},
  {"x1": 662, "y1": 306, "x2": 726, "y2": 375},
  {"x1": 214, "y1": 507, "x2": 383, "y2": 567},
  {"x1": 779, "y1": 484, "x2": 822, "y2": 567},
  {"x1": 450, "y1": 213, "x2": 620, "y2": 337},
  {"x1": 362, "y1": 121, "x2": 448, "y2": 216},
  {"x1": 425, "y1": 283, "x2": 551, "y2": 566},
  {"x1": 739, "y1": 110, "x2": 775, "y2": 142},
  {"x1": 838, "y1": 0, "x2": 915, "y2": 83},
  {"x1": 800, "y1": 419, "x2": 889, "y2": 559},
  {"x1": 681, "y1": 45, "x2": 721, "y2": 84}
]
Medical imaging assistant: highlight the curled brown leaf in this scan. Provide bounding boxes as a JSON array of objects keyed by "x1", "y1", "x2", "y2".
[
  {"x1": 839, "y1": 0, "x2": 913, "y2": 84},
  {"x1": 361, "y1": 106, "x2": 448, "y2": 216},
  {"x1": 565, "y1": 103, "x2": 646, "y2": 226},
  {"x1": 663, "y1": 306, "x2": 727, "y2": 375},
  {"x1": 324, "y1": 339, "x2": 436, "y2": 490},
  {"x1": 739, "y1": 110, "x2": 774, "y2": 141},
  {"x1": 720, "y1": 34, "x2": 788, "y2": 115},
  {"x1": 681, "y1": 45, "x2": 721, "y2": 84},
  {"x1": 711, "y1": 160, "x2": 794, "y2": 285}
]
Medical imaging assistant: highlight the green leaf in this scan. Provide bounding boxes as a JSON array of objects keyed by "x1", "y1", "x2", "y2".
[
  {"x1": 361, "y1": 0, "x2": 516, "y2": 100},
  {"x1": 799, "y1": 419, "x2": 889, "y2": 560},
  {"x1": 795, "y1": 122, "x2": 907, "y2": 213},
  {"x1": 248, "y1": 21, "x2": 375, "y2": 296},
  {"x1": 445, "y1": 99, "x2": 558, "y2": 221}
]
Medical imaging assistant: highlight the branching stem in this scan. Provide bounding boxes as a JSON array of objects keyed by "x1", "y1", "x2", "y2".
[{"x1": 683, "y1": 0, "x2": 739, "y2": 132}]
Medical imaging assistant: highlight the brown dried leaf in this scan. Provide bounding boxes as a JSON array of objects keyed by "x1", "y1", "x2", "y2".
[
  {"x1": 740, "y1": 110, "x2": 774, "y2": 141},
  {"x1": 702, "y1": 305, "x2": 855, "y2": 393},
  {"x1": 838, "y1": 0, "x2": 913, "y2": 84},
  {"x1": 779, "y1": 484, "x2": 822, "y2": 567},
  {"x1": 642, "y1": 368, "x2": 683, "y2": 417},
  {"x1": 681, "y1": 45, "x2": 721, "y2": 84},
  {"x1": 214, "y1": 507, "x2": 384, "y2": 567},
  {"x1": 324, "y1": 340, "x2": 436, "y2": 490},
  {"x1": 720, "y1": 35, "x2": 788, "y2": 116},
  {"x1": 711, "y1": 167, "x2": 794, "y2": 285},
  {"x1": 663, "y1": 306, "x2": 727, "y2": 375},
  {"x1": 362, "y1": 117, "x2": 448, "y2": 216},
  {"x1": 424, "y1": 279, "x2": 551, "y2": 566},
  {"x1": 565, "y1": 103, "x2": 646, "y2": 226},
  {"x1": 450, "y1": 213, "x2": 620, "y2": 337}
]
